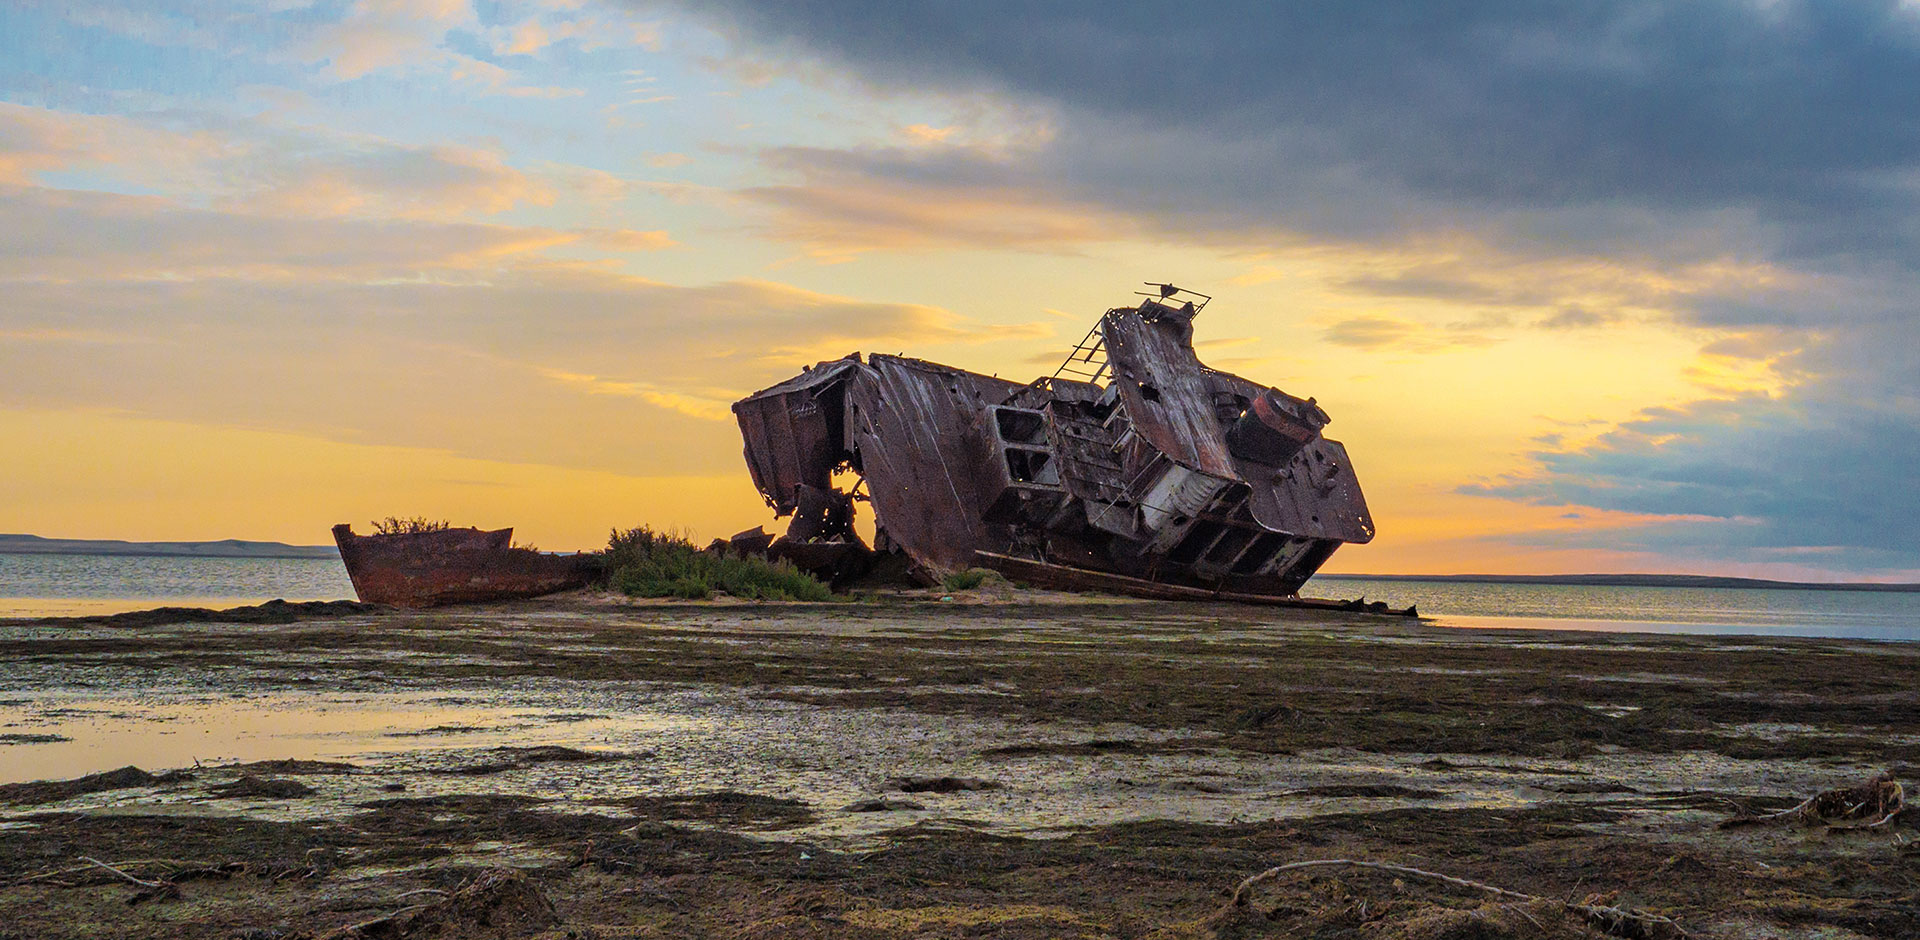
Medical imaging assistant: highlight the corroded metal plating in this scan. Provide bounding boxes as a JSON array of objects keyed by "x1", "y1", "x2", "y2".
[
  {"x1": 332, "y1": 524, "x2": 592, "y2": 608},
  {"x1": 733, "y1": 287, "x2": 1384, "y2": 605}
]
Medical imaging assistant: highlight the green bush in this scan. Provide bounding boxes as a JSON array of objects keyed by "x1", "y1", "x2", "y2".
[
  {"x1": 604, "y1": 526, "x2": 832, "y2": 602},
  {"x1": 941, "y1": 567, "x2": 1007, "y2": 592},
  {"x1": 941, "y1": 568, "x2": 992, "y2": 591}
]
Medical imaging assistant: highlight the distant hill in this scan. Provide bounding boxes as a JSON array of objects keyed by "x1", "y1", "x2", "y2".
[
  {"x1": 0, "y1": 534, "x2": 338, "y2": 560},
  {"x1": 1322, "y1": 572, "x2": 1920, "y2": 593}
]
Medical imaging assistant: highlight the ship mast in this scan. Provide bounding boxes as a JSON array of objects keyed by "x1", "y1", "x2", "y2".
[{"x1": 1050, "y1": 282, "x2": 1212, "y2": 386}]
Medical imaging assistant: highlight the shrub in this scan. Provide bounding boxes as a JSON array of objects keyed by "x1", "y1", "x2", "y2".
[
  {"x1": 372, "y1": 516, "x2": 451, "y2": 535},
  {"x1": 940, "y1": 568, "x2": 1001, "y2": 592},
  {"x1": 604, "y1": 526, "x2": 832, "y2": 602}
]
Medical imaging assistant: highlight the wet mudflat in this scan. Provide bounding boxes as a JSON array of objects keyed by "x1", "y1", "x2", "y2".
[{"x1": 0, "y1": 593, "x2": 1916, "y2": 938}]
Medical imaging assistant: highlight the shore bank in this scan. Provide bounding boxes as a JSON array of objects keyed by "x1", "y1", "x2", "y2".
[{"x1": 1, "y1": 593, "x2": 1914, "y2": 937}]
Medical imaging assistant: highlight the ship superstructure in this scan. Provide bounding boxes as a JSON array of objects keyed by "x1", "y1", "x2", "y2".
[{"x1": 732, "y1": 285, "x2": 1380, "y2": 604}]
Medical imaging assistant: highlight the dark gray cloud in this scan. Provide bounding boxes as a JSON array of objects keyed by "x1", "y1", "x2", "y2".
[
  {"x1": 652, "y1": 0, "x2": 1920, "y2": 572},
  {"x1": 1465, "y1": 302, "x2": 1918, "y2": 573},
  {"x1": 1461, "y1": 384, "x2": 1920, "y2": 570},
  {"x1": 665, "y1": 0, "x2": 1920, "y2": 265}
]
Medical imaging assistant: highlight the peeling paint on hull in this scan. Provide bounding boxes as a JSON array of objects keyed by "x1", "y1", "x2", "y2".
[
  {"x1": 332, "y1": 524, "x2": 593, "y2": 608},
  {"x1": 733, "y1": 287, "x2": 1406, "y2": 612}
]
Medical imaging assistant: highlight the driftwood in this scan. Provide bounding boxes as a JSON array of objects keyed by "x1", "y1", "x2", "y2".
[
  {"x1": 7, "y1": 854, "x2": 320, "y2": 901},
  {"x1": 1230, "y1": 858, "x2": 1689, "y2": 940},
  {"x1": 78, "y1": 856, "x2": 182, "y2": 904},
  {"x1": 1721, "y1": 772, "x2": 1904, "y2": 830},
  {"x1": 317, "y1": 868, "x2": 556, "y2": 939}
]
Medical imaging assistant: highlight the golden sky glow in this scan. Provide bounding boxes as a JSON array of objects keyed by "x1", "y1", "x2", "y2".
[
  {"x1": 4, "y1": 1, "x2": 1914, "y2": 579},
  {"x1": 1, "y1": 409, "x2": 771, "y2": 549}
]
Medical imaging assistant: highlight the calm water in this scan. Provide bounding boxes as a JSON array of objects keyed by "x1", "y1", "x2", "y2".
[
  {"x1": 0, "y1": 552, "x2": 354, "y2": 617},
  {"x1": 1, "y1": 553, "x2": 1914, "y2": 640},
  {"x1": 1318, "y1": 575, "x2": 1920, "y2": 641}
]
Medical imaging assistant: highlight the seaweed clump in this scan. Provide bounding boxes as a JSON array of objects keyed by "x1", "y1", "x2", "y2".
[{"x1": 0, "y1": 767, "x2": 193, "y2": 806}]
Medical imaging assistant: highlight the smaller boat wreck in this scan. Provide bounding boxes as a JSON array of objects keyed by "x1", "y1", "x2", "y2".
[
  {"x1": 733, "y1": 285, "x2": 1413, "y2": 614},
  {"x1": 332, "y1": 524, "x2": 593, "y2": 608}
]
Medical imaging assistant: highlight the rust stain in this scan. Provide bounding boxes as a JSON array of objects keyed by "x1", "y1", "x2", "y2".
[
  {"x1": 733, "y1": 286, "x2": 1404, "y2": 611},
  {"x1": 332, "y1": 524, "x2": 593, "y2": 608}
]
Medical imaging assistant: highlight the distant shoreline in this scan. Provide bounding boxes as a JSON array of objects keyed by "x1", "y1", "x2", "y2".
[
  {"x1": 1321, "y1": 572, "x2": 1920, "y2": 593},
  {"x1": 5, "y1": 535, "x2": 1914, "y2": 592},
  {"x1": 0, "y1": 534, "x2": 337, "y2": 560}
]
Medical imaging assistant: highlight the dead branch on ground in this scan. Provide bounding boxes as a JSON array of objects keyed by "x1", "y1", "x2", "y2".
[
  {"x1": 1229, "y1": 858, "x2": 1688, "y2": 940},
  {"x1": 1721, "y1": 772, "x2": 1904, "y2": 830},
  {"x1": 77, "y1": 856, "x2": 182, "y2": 904}
]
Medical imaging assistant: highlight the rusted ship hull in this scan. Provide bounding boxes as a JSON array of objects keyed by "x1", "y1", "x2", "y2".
[
  {"x1": 733, "y1": 286, "x2": 1403, "y2": 610},
  {"x1": 332, "y1": 524, "x2": 593, "y2": 608}
]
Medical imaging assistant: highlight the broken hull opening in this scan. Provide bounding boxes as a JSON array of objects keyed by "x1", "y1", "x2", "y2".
[{"x1": 731, "y1": 288, "x2": 1389, "y2": 608}]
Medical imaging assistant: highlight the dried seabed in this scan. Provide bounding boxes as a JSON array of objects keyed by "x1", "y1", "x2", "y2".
[{"x1": 0, "y1": 593, "x2": 1914, "y2": 938}]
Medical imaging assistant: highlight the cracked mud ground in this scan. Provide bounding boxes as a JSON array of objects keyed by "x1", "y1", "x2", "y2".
[{"x1": 1, "y1": 594, "x2": 1916, "y2": 938}]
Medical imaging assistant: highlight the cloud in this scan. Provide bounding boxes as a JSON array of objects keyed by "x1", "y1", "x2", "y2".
[
  {"x1": 0, "y1": 102, "x2": 233, "y2": 186},
  {"x1": 1461, "y1": 271, "x2": 1915, "y2": 572},
  {"x1": 57, "y1": 3, "x2": 226, "y2": 50},
  {"x1": 0, "y1": 102, "x2": 596, "y2": 223},
  {"x1": 293, "y1": 0, "x2": 477, "y2": 80},
  {"x1": 0, "y1": 327, "x2": 154, "y2": 346},
  {"x1": 1320, "y1": 315, "x2": 1502, "y2": 353},
  {"x1": 286, "y1": 0, "x2": 623, "y2": 95},
  {"x1": 668, "y1": 2, "x2": 1920, "y2": 259},
  {"x1": 0, "y1": 185, "x2": 649, "y2": 282},
  {"x1": 492, "y1": 10, "x2": 661, "y2": 55},
  {"x1": 1460, "y1": 386, "x2": 1920, "y2": 571},
  {"x1": 536, "y1": 368, "x2": 734, "y2": 420},
  {"x1": 444, "y1": 55, "x2": 586, "y2": 97},
  {"x1": 1536, "y1": 307, "x2": 1612, "y2": 330},
  {"x1": 580, "y1": 228, "x2": 676, "y2": 251},
  {"x1": 1331, "y1": 250, "x2": 1787, "y2": 316},
  {"x1": 743, "y1": 146, "x2": 1133, "y2": 259},
  {"x1": 653, "y1": 0, "x2": 1920, "y2": 572},
  {"x1": 237, "y1": 143, "x2": 559, "y2": 219},
  {"x1": 495, "y1": 17, "x2": 556, "y2": 55},
  {"x1": 0, "y1": 263, "x2": 1044, "y2": 476},
  {"x1": 45, "y1": 0, "x2": 657, "y2": 91},
  {"x1": 0, "y1": 170, "x2": 1045, "y2": 473},
  {"x1": 658, "y1": 0, "x2": 1920, "y2": 319},
  {"x1": 1322, "y1": 317, "x2": 1422, "y2": 350},
  {"x1": 902, "y1": 124, "x2": 957, "y2": 144}
]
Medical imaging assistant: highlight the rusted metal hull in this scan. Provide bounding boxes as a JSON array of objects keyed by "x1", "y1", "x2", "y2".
[
  {"x1": 331, "y1": 524, "x2": 592, "y2": 608},
  {"x1": 974, "y1": 553, "x2": 1411, "y2": 614},
  {"x1": 733, "y1": 286, "x2": 1396, "y2": 609}
]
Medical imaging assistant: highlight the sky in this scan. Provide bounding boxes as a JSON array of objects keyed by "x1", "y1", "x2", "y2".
[{"x1": 1, "y1": 0, "x2": 1917, "y2": 580}]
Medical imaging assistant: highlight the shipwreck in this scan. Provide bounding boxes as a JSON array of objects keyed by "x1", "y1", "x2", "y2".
[
  {"x1": 332, "y1": 524, "x2": 593, "y2": 608},
  {"x1": 733, "y1": 285, "x2": 1406, "y2": 612}
]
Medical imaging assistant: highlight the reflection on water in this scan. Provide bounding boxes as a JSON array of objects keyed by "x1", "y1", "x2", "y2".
[
  {"x1": 1316, "y1": 576, "x2": 1920, "y2": 641},
  {"x1": 0, "y1": 596, "x2": 315, "y2": 618},
  {"x1": 0, "y1": 553, "x2": 354, "y2": 617},
  {"x1": 0, "y1": 692, "x2": 693, "y2": 785},
  {"x1": 0, "y1": 684, "x2": 1870, "y2": 842},
  {"x1": 1433, "y1": 613, "x2": 1920, "y2": 641},
  {"x1": 4, "y1": 554, "x2": 1915, "y2": 641}
]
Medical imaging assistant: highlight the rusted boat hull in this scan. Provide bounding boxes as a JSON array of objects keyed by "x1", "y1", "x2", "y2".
[
  {"x1": 974, "y1": 552, "x2": 1412, "y2": 615},
  {"x1": 331, "y1": 524, "x2": 593, "y2": 608},
  {"x1": 733, "y1": 286, "x2": 1398, "y2": 609}
]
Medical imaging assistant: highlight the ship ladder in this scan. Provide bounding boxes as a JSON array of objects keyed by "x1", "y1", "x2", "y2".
[{"x1": 1052, "y1": 323, "x2": 1110, "y2": 385}]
